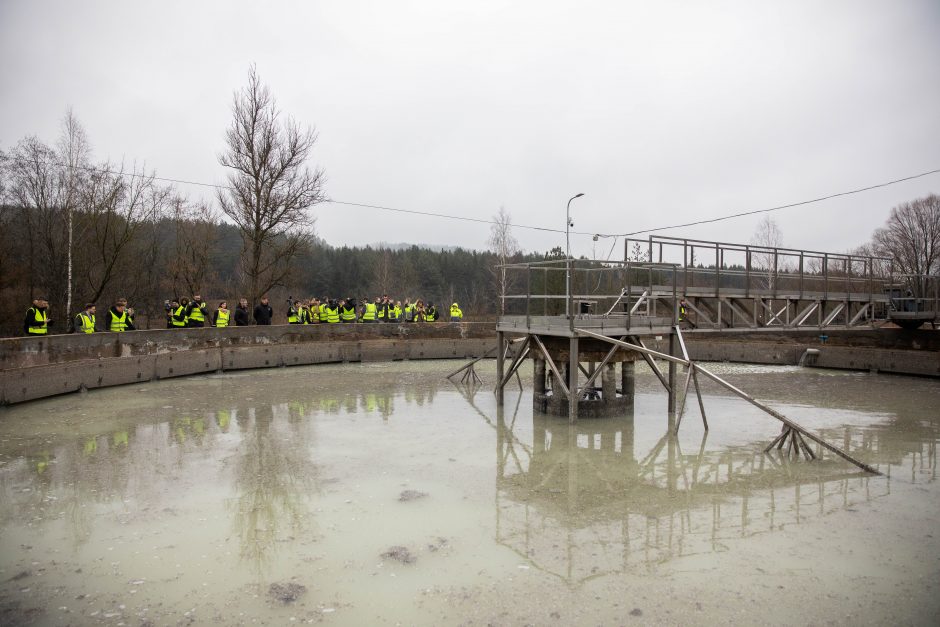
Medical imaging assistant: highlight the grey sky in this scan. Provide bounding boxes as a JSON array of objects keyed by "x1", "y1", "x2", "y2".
[{"x1": 2, "y1": 1, "x2": 939, "y2": 259}]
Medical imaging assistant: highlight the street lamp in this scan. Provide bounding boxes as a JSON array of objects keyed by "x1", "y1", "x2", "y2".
[{"x1": 566, "y1": 193, "x2": 584, "y2": 317}]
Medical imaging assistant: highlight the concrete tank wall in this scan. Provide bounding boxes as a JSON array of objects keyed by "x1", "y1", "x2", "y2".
[{"x1": 0, "y1": 323, "x2": 495, "y2": 405}]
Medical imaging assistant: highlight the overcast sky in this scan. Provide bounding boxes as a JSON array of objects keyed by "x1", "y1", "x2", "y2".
[{"x1": 2, "y1": 1, "x2": 938, "y2": 259}]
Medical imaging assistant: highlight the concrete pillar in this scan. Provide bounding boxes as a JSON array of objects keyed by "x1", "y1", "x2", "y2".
[
  {"x1": 621, "y1": 361, "x2": 635, "y2": 403},
  {"x1": 533, "y1": 357, "x2": 546, "y2": 395},
  {"x1": 601, "y1": 362, "x2": 616, "y2": 401},
  {"x1": 568, "y1": 336, "x2": 579, "y2": 422}
]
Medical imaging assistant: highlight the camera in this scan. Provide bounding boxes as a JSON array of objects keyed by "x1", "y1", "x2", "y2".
[{"x1": 164, "y1": 300, "x2": 171, "y2": 312}]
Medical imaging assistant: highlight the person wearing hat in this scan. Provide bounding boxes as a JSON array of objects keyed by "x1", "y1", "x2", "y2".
[
  {"x1": 74, "y1": 303, "x2": 97, "y2": 334},
  {"x1": 24, "y1": 297, "x2": 52, "y2": 335},
  {"x1": 108, "y1": 299, "x2": 136, "y2": 332},
  {"x1": 449, "y1": 302, "x2": 463, "y2": 322}
]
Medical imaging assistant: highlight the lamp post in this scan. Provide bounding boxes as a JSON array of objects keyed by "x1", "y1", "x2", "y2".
[{"x1": 565, "y1": 193, "x2": 584, "y2": 317}]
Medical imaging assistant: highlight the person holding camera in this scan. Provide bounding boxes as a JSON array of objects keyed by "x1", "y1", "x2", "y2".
[
  {"x1": 186, "y1": 294, "x2": 209, "y2": 328},
  {"x1": 213, "y1": 301, "x2": 230, "y2": 327}
]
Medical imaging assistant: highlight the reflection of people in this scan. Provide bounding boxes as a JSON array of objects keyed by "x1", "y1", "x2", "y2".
[
  {"x1": 905, "y1": 289, "x2": 914, "y2": 312},
  {"x1": 24, "y1": 297, "x2": 51, "y2": 335}
]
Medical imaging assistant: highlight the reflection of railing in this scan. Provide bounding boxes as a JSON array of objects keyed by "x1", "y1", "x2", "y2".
[{"x1": 627, "y1": 235, "x2": 894, "y2": 302}]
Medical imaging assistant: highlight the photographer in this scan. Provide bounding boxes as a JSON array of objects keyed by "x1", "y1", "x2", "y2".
[{"x1": 185, "y1": 294, "x2": 208, "y2": 328}]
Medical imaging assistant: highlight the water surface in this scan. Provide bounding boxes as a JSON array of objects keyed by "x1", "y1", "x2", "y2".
[{"x1": 0, "y1": 361, "x2": 937, "y2": 625}]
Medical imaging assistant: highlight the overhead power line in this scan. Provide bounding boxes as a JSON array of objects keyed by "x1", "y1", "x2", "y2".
[
  {"x1": 601, "y1": 167, "x2": 940, "y2": 238},
  {"x1": 4, "y1": 155, "x2": 939, "y2": 240}
]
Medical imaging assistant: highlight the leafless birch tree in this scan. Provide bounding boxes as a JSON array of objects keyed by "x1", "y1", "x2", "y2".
[{"x1": 488, "y1": 206, "x2": 520, "y2": 314}]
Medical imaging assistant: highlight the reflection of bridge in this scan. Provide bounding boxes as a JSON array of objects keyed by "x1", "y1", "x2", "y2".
[{"x1": 483, "y1": 398, "x2": 935, "y2": 585}]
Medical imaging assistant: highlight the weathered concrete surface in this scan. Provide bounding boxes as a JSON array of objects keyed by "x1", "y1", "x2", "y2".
[
  {"x1": 685, "y1": 331, "x2": 940, "y2": 378},
  {"x1": 0, "y1": 323, "x2": 494, "y2": 405},
  {"x1": 2, "y1": 324, "x2": 937, "y2": 405}
]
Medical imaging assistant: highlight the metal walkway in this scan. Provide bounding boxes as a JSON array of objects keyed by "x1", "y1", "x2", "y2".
[{"x1": 496, "y1": 235, "x2": 939, "y2": 334}]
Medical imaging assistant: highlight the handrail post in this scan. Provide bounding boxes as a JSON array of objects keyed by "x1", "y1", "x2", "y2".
[
  {"x1": 714, "y1": 243, "x2": 720, "y2": 297},
  {"x1": 823, "y1": 254, "x2": 829, "y2": 299},
  {"x1": 525, "y1": 266, "x2": 531, "y2": 328},
  {"x1": 773, "y1": 248, "x2": 779, "y2": 298},
  {"x1": 799, "y1": 253, "x2": 804, "y2": 298},
  {"x1": 627, "y1": 262, "x2": 633, "y2": 330},
  {"x1": 745, "y1": 246, "x2": 751, "y2": 298}
]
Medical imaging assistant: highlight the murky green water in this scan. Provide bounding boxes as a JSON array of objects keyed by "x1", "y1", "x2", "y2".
[{"x1": 0, "y1": 360, "x2": 937, "y2": 625}]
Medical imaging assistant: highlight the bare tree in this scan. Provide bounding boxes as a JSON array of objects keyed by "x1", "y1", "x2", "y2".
[
  {"x1": 750, "y1": 215, "x2": 783, "y2": 290},
  {"x1": 76, "y1": 161, "x2": 165, "y2": 303},
  {"x1": 5, "y1": 136, "x2": 67, "y2": 307},
  {"x1": 168, "y1": 197, "x2": 219, "y2": 298},
  {"x1": 488, "y1": 206, "x2": 520, "y2": 314},
  {"x1": 218, "y1": 66, "x2": 325, "y2": 304},
  {"x1": 871, "y1": 194, "x2": 940, "y2": 295},
  {"x1": 57, "y1": 109, "x2": 91, "y2": 324}
]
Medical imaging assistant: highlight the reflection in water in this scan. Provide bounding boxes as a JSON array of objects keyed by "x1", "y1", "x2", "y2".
[
  {"x1": 229, "y1": 402, "x2": 317, "y2": 579},
  {"x1": 466, "y1": 380, "x2": 939, "y2": 585}
]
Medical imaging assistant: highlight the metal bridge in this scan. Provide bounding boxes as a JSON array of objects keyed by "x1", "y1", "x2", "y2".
[
  {"x1": 496, "y1": 235, "x2": 939, "y2": 335},
  {"x1": 487, "y1": 235, "x2": 937, "y2": 466}
]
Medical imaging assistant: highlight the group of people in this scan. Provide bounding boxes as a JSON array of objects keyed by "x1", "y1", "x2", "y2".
[
  {"x1": 281, "y1": 295, "x2": 463, "y2": 326},
  {"x1": 22, "y1": 293, "x2": 464, "y2": 336},
  {"x1": 24, "y1": 297, "x2": 136, "y2": 335}
]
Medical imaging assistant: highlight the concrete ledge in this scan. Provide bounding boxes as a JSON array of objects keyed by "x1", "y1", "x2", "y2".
[
  {"x1": 0, "y1": 324, "x2": 497, "y2": 405},
  {"x1": 687, "y1": 339, "x2": 940, "y2": 377}
]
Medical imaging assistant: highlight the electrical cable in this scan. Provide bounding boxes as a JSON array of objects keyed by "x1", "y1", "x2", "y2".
[{"x1": 5, "y1": 154, "x2": 939, "y2": 243}]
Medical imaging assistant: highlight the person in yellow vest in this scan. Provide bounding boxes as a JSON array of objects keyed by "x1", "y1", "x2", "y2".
[
  {"x1": 74, "y1": 303, "x2": 97, "y2": 333},
  {"x1": 340, "y1": 298, "x2": 357, "y2": 323},
  {"x1": 24, "y1": 297, "x2": 51, "y2": 335},
  {"x1": 186, "y1": 294, "x2": 208, "y2": 327},
  {"x1": 360, "y1": 297, "x2": 378, "y2": 322},
  {"x1": 424, "y1": 302, "x2": 439, "y2": 322},
  {"x1": 325, "y1": 299, "x2": 341, "y2": 323},
  {"x1": 308, "y1": 298, "x2": 320, "y2": 323},
  {"x1": 287, "y1": 298, "x2": 303, "y2": 324},
  {"x1": 403, "y1": 299, "x2": 416, "y2": 322},
  {"x1": 377, "y1": 295, "x2": 390, "y2": 322},
  {"x1": 391, "y1": 300, "x2": 403, "y2": 322},
  {"x1": 319, "y1": 298, "x2": 330, "y2": 323},
  {"x1": 213, "y1": 301, "x2": 230, "y2": 327},
  {"x1": 449, "y1": 302, "x2": 463, "y2": 321},
  {"x1": 169, "y1": 298, "x2": 188, "y2": 328},
  {"x1": 108, "y1": 299, "x2": 135, "y2": 332}
]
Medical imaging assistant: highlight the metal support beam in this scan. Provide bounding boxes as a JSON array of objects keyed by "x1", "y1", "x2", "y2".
[{"x1": 568, "y1": 336, "x2": 579, "y2": 422}]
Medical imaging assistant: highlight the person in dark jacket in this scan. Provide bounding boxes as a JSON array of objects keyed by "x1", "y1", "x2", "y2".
[
  {"x1": 234, "y1": 298, "x2": 251, "y2": 326},
  {"x1": 253, "y1": 296, "x2": 273, "y2": 325}
]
